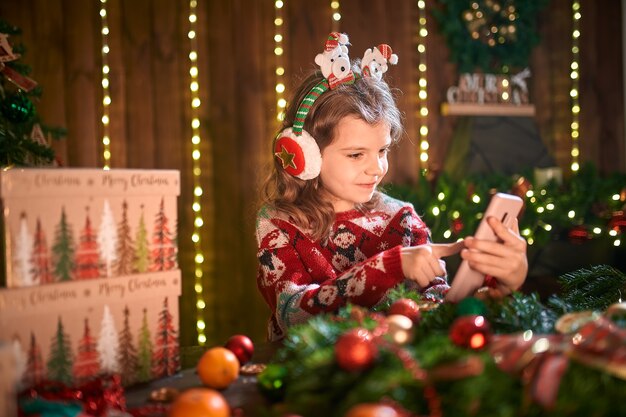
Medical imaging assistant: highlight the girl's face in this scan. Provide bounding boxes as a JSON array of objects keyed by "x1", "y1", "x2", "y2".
[{"x1": 319, "y1": 116, "x2": 391, "y2": 212}]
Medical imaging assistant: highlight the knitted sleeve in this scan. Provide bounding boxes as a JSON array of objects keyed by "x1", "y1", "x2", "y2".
[
  {"x1": 256, "y1": 215, "x2": 404, "y2": 337},
  {"x1": 407, "y1": 206, "x2": 431, "y2": 246},
  {"x1": 404, "y1": 204, "x2": 450, "y2": 298}
]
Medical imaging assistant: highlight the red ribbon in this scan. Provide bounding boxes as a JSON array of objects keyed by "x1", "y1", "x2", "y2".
[{"x1": 489, "y1": 316, "x2": 626, "y2": 409}]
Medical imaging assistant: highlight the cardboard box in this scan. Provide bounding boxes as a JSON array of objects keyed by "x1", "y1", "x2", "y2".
[
  {"x1": 0, "y1": 341, "x2": 17, "y2": 417},
  {"x1": 0, "y1": 168, "x2": 180, "y2": 287},
  {"x1": 0, "y1": 169, "x2": 182, "y2": 388},
  {"x1": 0, "y1": 270, "x2": 181, "y2": 387}
]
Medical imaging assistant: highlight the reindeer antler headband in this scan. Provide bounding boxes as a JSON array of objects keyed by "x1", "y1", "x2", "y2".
[{"x1": 274, "y1": 33, "x2": 398, "y2": 180}]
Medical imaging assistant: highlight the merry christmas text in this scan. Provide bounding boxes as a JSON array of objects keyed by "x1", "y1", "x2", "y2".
[{"x1": 446, "y1": 71, "x2": 530, "y2": 105}]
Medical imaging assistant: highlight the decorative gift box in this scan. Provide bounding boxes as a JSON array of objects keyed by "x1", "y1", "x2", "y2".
[
  {"x1": 0, "y1": 270, "x2": 181, "y2": 388},
  {"x1": 0, "y1": 168, "x2": 182, "y2": 389},
  {"x1": 0, "y1": 341, "x2": 17, "y2": 417},
  {"x1": 0, "y1": 168, "x2": 180, "y2": 287}
]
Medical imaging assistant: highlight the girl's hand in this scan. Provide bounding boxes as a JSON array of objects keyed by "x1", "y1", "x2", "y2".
[
  {"x1": 401, "y1": 242, "x2": 464, "y2": 287},
  {"x1": 461, "y1": 216, "x2": 528, "y2": 295}
]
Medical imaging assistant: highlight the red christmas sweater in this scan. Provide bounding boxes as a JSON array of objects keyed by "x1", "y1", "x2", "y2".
[{"x1": 256, "y1": 193, "x2": 449, "y2": 341}]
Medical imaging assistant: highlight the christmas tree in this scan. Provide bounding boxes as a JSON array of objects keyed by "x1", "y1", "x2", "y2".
[
  {"x1": 73, "y1": 319, "x2": 100, "y2": 383},
  {"x1": 24, "y1": 333, "x2": 45, "y2": 387},
  {"x1": 152, "y1": 297, "x2": 179, "y2": 378},
  {"x1": 13, "y1": 212, "x2": 35, "y2": 286},
  {"x1": 150, "y1": 198, "x2": 177, "y2": 271},
  {"x1": 98, "y1": 199, "x2": 118, "y2": 278},
  {"x1": 75, "y1": 208, "x2": 101, "y2": 280},
  {"x1": 114, "y1": 200, "x2": 134, "y2": 276},
  {"x1": 47, "y1": 317, "x2": 73, "y2": 385},
  {"x1": 133, "y1": 206, "x2": 150, "y2": 273},
  {"x1": 0, "y1": 20, "x2": 63, "y2": 166},
  {"x1": 11, "y1": 339, "x2": 27, "y2": 389},
  {"x1": 136, "y1": 308, "x2": 153, "y2": 382},
  {"x1": 97, "y1": 305, "x2": 120, "y2": 374},
  {"x1": 117, "y1": 306, "x2": 139, "y2": 386},
  {"x1": 52, "y1": 207, "x2": 75, "y2": 282},
  {"x1": 32, "y1": 217, "x2": 53, "y2": 284}
]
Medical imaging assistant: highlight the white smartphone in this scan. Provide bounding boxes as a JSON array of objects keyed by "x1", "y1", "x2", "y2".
[{"x1": 445, "y1": 192, "x2": 523, "y2": 302}]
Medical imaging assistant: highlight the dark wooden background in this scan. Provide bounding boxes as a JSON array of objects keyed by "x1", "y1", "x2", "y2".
[{"x1": 1, "y1": 0, "x2": 623, "y2": 347}]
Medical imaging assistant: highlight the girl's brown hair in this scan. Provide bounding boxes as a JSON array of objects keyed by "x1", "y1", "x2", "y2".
[{"x1": 260, "y1": 64, "x2": 404, "y2": 240}]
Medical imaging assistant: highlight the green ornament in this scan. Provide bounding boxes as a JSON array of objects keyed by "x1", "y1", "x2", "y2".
[
  {"x1": 456, "y1": 297, "x2": 488, "y2": 317},
  {"x1": 1, "y1": 92, "x2": 34, "y2": 123},
  {"x1": 257, "y1": 363, "x2": 288, "y2": 401}
]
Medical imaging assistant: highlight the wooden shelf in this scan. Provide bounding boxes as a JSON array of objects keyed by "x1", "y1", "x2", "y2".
[{"x1": 441, "y1": 102, "x2": 536, "y2": 117}]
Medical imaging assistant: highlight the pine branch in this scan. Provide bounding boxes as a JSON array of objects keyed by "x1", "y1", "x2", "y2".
[{"x1": 556, "y1": 265, "x2": 626, "y2": 311}]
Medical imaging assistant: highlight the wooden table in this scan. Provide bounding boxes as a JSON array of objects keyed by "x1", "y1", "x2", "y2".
[{"x1": 125, "y1": 342, "x2": 281, "y2": 416}]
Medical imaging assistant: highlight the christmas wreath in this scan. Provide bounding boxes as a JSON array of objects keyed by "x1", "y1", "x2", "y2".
[
  {"x1": 433, "y1": 0, "x2": 547, "y2": 73},
  {"x1": 258, "y1": 265, "x2": 626, "y2": 417}
]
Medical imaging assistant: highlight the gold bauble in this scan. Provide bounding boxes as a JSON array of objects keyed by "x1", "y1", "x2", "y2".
[{"x1": 386, "y1": 314, "x2": 415, "y2": 345}]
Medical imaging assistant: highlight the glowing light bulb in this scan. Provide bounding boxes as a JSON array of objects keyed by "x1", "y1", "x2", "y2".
[
  {"x1": 416, "y1": 0, "x2": 429, "y2": 173},
  {"x1": 189, "y1": 0, "x2": 207, "y2": 345}
]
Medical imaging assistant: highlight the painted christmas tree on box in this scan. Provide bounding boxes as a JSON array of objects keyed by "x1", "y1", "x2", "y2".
[
  {"x1": 1, "y1": 272, "x2": 181, "y2": 388},
  {"x1": 0, "y1": 168, "x2": 179, "y2": 287},
  {"x1": 0, "y1": 168, "x2": 182, "y2": 388}
]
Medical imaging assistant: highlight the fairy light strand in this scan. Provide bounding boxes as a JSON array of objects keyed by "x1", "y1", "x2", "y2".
[
  {"x1": 99, "y1": 0, "x2": 111, "y2": 169},
  {"x1": 275, "y1": 1, "x2": 286, "y2": 121},
  {"x1": 570, "y1": 1, "x2": 581, "y2": 173},
  {"x1": 331, "y1": 1, "x2": 341, "y2": 32},
  {"x1": 188, "y1": 0, "x2": 208, "y2": 346},
  {"x1": 417, "y1": 0, "x2": 429, "y2": 172}
]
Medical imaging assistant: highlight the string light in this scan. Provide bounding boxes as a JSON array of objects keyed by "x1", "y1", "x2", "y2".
[
  {"x1": 570, "y1": 1, "x2": 581, "y2": 173},
  {"x1": 417, "y1": 0, "x2": 429, "y2": 172},
  {"x1": 188, "y1": 0, "x2": 207, "y2": 346},
  {"x1": 99, "y1": 0, "x2": 111, "y2": 169},
  {"x1": 331, "y1": 1, "x2": 341, "y2": 31},
  {"x1": 274, "y1": 1, "x2": 286, "y2": 122}
]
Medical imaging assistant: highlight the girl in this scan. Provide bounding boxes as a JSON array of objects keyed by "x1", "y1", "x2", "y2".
[{"x1": 256, "y1": 38, "x2": 527, "y2": 341}]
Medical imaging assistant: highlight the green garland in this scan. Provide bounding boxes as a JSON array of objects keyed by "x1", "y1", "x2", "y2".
[
  {"x1": 258, "y1": 266, "x2": 626, "y2": 417},
  {"x1": 433, "y1": 0, "x2": 547, "y2": 73},
  {"x1": 384, "y1": 163, "x2": 626, "y2": 249}
]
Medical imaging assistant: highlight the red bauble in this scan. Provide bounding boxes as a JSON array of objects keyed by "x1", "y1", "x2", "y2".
[
  {"x1": 224, "y1": 334, "x2": 255, "y2": 365},
  {"x1": 388, "y1": 298, "x2": 421, "y2": 323},
  {"x1": 512, "y1": 176, "x2": 532, "y2": 200},
  {"x1": 449, "y1": 315, "x2": 491, "y2": 350},
  {"x1": 335, "y1": 328, "x2": 377, "y2": 372}
]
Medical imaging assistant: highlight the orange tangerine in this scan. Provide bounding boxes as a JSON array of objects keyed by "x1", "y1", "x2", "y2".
[
  {"x1": 168, "y1": 388, "x2": 230, "y2": 417},
  {"x1": 197, "y1": 346, "x2": 240, "y2": 390}
]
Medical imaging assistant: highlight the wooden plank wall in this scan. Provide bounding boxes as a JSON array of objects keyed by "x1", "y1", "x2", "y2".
[{"x1": 0, "y1": 0, "x2": 623, "y2": 347}]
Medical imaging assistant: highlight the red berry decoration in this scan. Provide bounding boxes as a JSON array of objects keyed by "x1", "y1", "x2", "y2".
[
  {"x1": 388, "y1": 298, "x2": 421, "y2": 323},
  {"x1": 335, "y1": 328, "x2": 378, "y2": 372},
  {"x1": 224, "y1": 334, "x2": 255, "y2": 365},
  {"x1": 449, "y1": 315, "x2": 491, "y2": 350}
]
